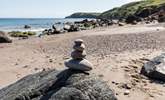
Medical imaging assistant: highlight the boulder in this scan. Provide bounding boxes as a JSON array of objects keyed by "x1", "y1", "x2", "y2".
[
  {"x1": 64, "y1": 24, "x2": 80, "y2": 32},
  {"x1": 24, "y1": 25, "x2": 31, "y2": 29},
  {"x1": 0, "y1": 69, "x2": 117, "y2": 100},
  {"x1": 125, "y1": 15, "x2": 140, "y2": 24},
  {"x1": 141, "y1": 53, "x2": 165, "y2": 81},
  {"x1": 158, "y1": 14, "x2": 165, "y2": 23},
  {"x1": 53, "y1": 27, "x2": 61, "y2": 34},
  {"x1": 0, "y1": 31, "x2": 12, "y2": 43}
]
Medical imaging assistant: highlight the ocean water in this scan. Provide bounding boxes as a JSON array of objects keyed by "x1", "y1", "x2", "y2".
[{"x1": 0, "y1": 18, "x2": 85, "y2": 32}]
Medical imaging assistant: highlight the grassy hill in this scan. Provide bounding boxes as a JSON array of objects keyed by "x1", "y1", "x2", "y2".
[
  {"x1": 99, "y1": 0, "x2": 165, "y2": 19},
  {"x1": 65, "y1": 12, "x2": 101, "y2": 18}
]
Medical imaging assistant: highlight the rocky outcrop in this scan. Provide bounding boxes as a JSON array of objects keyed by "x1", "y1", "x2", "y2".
[
  {"x1": 24, "y1": 25, "x2": 31, "y2": 29},
  {"x1": 125, "y1": 15, "x2": 140, "y2": 24},
  {"x1": 0, "y1": 69, "x2": 117, "y2": 100},
  {"x1": 0, "y1": 31, "x2": 12, "y2": 43},
  {"x1": 65, "y1": 12, "x2": 101, "y2": 18},
  {"x1": 64, "y1": 24, "x2": 80, "y2": 32},
  {"x1": 141, "y1": 53, "x2": 165, "y2": 82}
]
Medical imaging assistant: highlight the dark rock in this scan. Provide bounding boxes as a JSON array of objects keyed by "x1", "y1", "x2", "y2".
[
  {"x1": 118, "y1": 22, "x2": 124, "y2": 26},
  {"x1": 64, "y1": 24, "x2": 80, "y2": 32},
  {"x1": 0, "y1": 69, "x2": 117, "y2": 100},
  {"x1": 136, "y1": 8, "x2": 152, "y2": 18},
  {"x1": 125, "y1": 15, "x2": 140, "y2": 24},
  {"x1": 141, "y1": 53, "x2": 165, "y2": 81},
  {"x1": 24, "y1": 25, "x2": 31, "y2": 29},
  {"x1": 158, "y1": 14, "x2": 165, "y2": 23},
  {"x1": 71, "y1": 50, "x2": 87, "y2": 59},
  {"x1": 0, "y1": 31, "x2": 12, "y2": 43}
]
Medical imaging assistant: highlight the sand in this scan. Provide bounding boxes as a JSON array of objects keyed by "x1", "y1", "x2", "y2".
[{"x1": 0, "y1": 23, "x2": 165, "y2": 100}]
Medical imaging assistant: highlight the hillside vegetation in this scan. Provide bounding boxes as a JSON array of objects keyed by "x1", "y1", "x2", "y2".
[
  {"x1": 99, "y1": 0, "x2": 165, "y2": 19},
  {"x1": 65, "y1": 12, "x2": 101, "y2": 18}
]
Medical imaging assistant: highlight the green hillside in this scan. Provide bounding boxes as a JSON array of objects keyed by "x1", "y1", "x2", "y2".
[
  {"x1": 65, "y1": 12, "x2": 101, "y2": 18},
  {"x1": 99, "y1": 0, "x2": 165, "y2": 19}
]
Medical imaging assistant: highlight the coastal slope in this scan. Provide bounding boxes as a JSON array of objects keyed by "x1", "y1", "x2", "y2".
[
  {"x1": 99, "y1": 0, "x2": 165, "y2": 19},
  {"x1": 65, "y1": 12, "x2": 101, "y2": 18}
]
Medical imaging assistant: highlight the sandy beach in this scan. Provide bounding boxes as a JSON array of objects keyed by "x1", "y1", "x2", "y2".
[{"x1": 0, "y1": 23, "x2": 165, "y2": 100}]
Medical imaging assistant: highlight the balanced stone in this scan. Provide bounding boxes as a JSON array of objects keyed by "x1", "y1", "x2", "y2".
[
  {"x1": 74, "y1": 39, "x2": 84, "y2": 45},
  {"x1": 71, "y1": 50, "x2": 86, "y2": 59},
  {"x1": 65, "y1": 39, "x2": 93, "y2": 71},
  {"x1": 73, "y1": 43, "x2": 85, "y2": 51},
  {"x1": 65, "y1": 59, "x2": 93, "y2": 71}
]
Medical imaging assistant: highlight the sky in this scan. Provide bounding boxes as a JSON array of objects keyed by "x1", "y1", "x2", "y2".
[{"x1": 0, "y1": 0, "x2": 141, "y2": 18}]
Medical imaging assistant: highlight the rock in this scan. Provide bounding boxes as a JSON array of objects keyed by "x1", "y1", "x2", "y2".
[
  {"x1": 73, "y1": 43, "x2": 85, "y2": 51},
  {"x1": 74, "y1": 39, "x2": 84, "y2": 44},
  {"x1": 65, "y1": 39, "x2": 93, "y2": 71},
  {"x1": 65, "y1": 59, "x2": 93, "y2": 71},
  {"x1": 118, "y1": 22, "x2": 124, "y2": 26},
  {"x1": 64, "y1": 24, "x2": 80, "y2": 32},
  {"x1": 64, "y1": 24, "x2": 71, "y2": 30},
  {"x1": 121, "y1": 83, "x2": 132, "y2": 89},
  {"x1": 0, "y1": 31, "x2": 12, "y2": 43},
  {"x1": 158, "y1": 15, "x2": 165, "y2": 23},
  {"x1": 124, "y1": 90, "x2": 130, "y2": 95},
  {"x1": 52, "y1": 25, "x2": 56, "y2": 30},
  {"x1": 53, "y1": 27, "x2": 61, "y2": 34},
  {"x1": 125, "y1": 15, "x2": 140, "y2": 24},
  {"x1": 136, "y1": 8, "x2": 152, "y2": 18},
  {"x1": 141, "y1": 53, "x2": 165, "y2": 81},
  {"x1": 24, "y1": 25, "x2": 31, "y2": 29},
  {"x1": 71, "y1": 50, "x2": 86, "y2": 59},
  {"x1": 0, "y1": 69, "x2": 117, "y2": 100}
]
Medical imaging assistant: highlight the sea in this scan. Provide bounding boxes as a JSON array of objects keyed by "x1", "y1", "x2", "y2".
[{"x1": 0, "y1": 18, "x2": 85, "y2": 34}]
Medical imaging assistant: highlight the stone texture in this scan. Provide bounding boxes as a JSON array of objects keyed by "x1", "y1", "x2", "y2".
[
  {"x1": 71, "y1": 50, "x2": 86, "y2": 59},
  {"x1": 65, "y1": 39, "x2": 93, "y2": 71},
  {"x1": 65, "y1": 59, "x2": 93, "y2": 71},
  {"x1": 0, "y1": 69, "x2": 117, "y2": 100},
  {"x1": 74, "y1": 39, "x2": 84, "y2": 45},
  {"x1": 73, "y1": 43, "x2": 85, "y2": 51},
  {"x1": 0, "y1": 31, "x2": 12, "y2": 43},
  {"x1": 141, "y1": 53, "x2": 165, "y2": 81}
]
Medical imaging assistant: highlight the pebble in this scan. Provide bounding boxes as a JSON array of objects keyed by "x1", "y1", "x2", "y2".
[
  {"x1": 124, "y1": 90, "x2": 130, "y2": 95},
  {"x1": 49, "y1": 59, "x2": 53, "y2": 63},
  {"x1": 123, "y1": 83, "x2": 132, "y2": 89}
]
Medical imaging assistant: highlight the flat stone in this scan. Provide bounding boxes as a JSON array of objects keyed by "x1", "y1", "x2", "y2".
[
  {"x1": 71, "y1": 50, "x2": 86, "y2": 59},
  {"x1": 73, "y1": 43, "x2": 85, "y2": 51},
  {"x1": 65, "y1": 59, "x2": 93, "y2": 71},
  {"x1": 74, "y1": 39, "x2": 84, "y2": 45}
]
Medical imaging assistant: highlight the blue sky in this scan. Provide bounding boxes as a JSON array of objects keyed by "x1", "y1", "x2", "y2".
[{"x1": 0, "y1": 0, "x2": 141, "y2": 18}]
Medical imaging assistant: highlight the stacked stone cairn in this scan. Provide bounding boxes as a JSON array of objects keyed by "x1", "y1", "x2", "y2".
[{"x1": 65, "y1": 39, "x2": 93, "y2": 71}]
